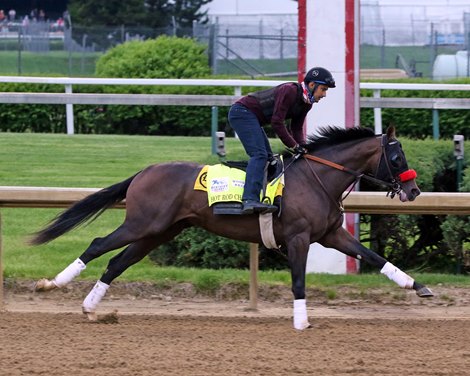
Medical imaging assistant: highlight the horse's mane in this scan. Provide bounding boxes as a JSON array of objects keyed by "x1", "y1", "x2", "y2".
[
  {"x1": 304, "y1": 126, "x2": 376, "y2": 151},
  {"x1": 282, "y1": 126, "x2": 376, "y2": 157}
]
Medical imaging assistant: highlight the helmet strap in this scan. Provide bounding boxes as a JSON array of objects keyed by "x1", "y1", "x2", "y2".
[{"x1": 310, "y1": 83, "x2": 320, "y2": 102}]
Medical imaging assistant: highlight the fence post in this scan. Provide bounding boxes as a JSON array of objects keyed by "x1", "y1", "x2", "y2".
[
  {"x1": 17, "y1": 27, "x2": 22, "y2": 75},
  {"x1": 248, "y1": 243, "x2": 259, "y2": 311},
  {"x1": 373, "y1": 89, "x2": 383, "y2": 134},
  {"x1": 65, "y1": 84, "x2": 75, "y2": 135},
  {"x1": 211, "y1": 106, "x2": 218, "y2": 154},
  {"x1": 0, "y1": 212, "x2": 3, "y2": 311},
  {"x1": 432, "y1": 109, "x2": 440, "y2": 140}
]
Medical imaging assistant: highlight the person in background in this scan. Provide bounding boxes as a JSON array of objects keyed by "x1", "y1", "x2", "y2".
[
  {"x1": 228, "y1": 67, "x2": 336, "y2": 215},
  {"x1": 8, "y1": 9, "x2": 15, "y2": 22}
]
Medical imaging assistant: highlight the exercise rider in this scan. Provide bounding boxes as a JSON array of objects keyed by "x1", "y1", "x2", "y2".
[{"x1": 228, "y1": 67, "x2": 336, "y2": 215}]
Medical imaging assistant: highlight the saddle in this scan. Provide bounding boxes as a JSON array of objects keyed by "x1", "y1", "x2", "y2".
[
  {"x1": 222, "y1": 155, "x2": 284, "y2": 183},
  {"x1": 213, "y1": 155, "x2": 284, "y2": 215}
]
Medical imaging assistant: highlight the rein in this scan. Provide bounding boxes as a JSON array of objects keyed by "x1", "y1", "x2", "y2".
[
  {"x1": 303, "y1": 153, "x2": 395, "y2": 190},
  {"x1": 301, "y1": 154, "x2": 362, "y2": 212},
  {"x1": 299, "y1": 135, "x2": 409, "y2": 210}
]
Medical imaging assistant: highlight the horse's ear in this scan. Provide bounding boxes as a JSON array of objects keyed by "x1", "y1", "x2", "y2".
[{"x1": 386, "y1": 125, "x2": 396, "y2": 139}]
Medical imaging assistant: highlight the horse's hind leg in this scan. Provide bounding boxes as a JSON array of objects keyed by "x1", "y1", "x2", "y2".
[
  {"x1": 35, "y1": 222, "x2": 147, "y2": 292},
  {"x1": 82, "y1": 223, "x2": 187, "y2": 319},
  {"x1": 81, "y1": 238, "x2": 157, "y2": 320}
]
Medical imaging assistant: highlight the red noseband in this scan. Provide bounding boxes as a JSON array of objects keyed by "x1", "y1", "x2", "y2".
[{"x1": 398, "y1": 169, "x2": 417, "y2": 182}]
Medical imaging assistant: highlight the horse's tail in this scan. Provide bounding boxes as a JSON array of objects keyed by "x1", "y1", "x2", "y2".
[{"x1": 30, "y1": 173, "x2": 139, "y2": 245}]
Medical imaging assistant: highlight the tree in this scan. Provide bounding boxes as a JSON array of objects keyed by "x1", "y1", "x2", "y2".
[
  {"x1": 67, "y1": 0, "x2": 145, "y2": 26},
  {"x1": 68, "y1": 0, "x2": 211, "y2": 28}
]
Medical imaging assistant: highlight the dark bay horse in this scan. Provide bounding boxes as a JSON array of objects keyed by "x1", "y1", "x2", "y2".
[{"x1": 33, "y1": 126, "x2": 433, "y2": 329}]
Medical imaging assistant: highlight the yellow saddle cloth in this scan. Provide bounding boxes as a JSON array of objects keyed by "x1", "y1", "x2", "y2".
[{"x1": 194, "y1": 164, "x2": 284, "y2": 207}]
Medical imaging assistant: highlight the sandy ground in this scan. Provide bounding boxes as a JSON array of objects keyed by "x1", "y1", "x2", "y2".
[{"x1": 0, "y1": 280, "x2": 469, "y2": 375}]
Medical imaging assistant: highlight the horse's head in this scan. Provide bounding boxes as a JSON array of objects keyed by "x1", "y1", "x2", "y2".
[{"x1": 375, "y1": 126, "x2": 420, "y2": 202}]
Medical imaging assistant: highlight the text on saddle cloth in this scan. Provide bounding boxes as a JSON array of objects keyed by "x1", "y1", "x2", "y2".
[{"x1": 194, "y1": 164, "x2": 284, "y2": 206}]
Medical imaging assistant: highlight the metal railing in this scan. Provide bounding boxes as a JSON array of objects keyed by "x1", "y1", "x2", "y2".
[{"x1": 360, "y1": 82, "x2": 470, "y2": 139}]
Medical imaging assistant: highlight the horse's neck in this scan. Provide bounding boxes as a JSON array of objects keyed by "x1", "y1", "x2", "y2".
[
  {"x1": 331, "y1": 137, "x2": 381, "y2": 173},
  {"x1": 305, "y1": 137, "x2": 381, "y2": 195}
]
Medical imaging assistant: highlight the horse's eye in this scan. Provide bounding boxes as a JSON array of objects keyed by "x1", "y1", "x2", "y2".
[{"x1": 390, "y1": 154, "x2": 402, "y2": 168}]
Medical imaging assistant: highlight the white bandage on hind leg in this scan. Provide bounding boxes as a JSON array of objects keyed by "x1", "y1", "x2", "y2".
[
  {"x1": 82, "y1": 280, "x2": 110, "y2": 313},
  {"x1": 293, "y1": 299, "x2": 310, "y2": 330},
  {"x1": 53, "y1": 258, "x2": 86, "y2": 287},
  {"x1": 380, "y1": 262, "x2": 414, "y2": 289}
]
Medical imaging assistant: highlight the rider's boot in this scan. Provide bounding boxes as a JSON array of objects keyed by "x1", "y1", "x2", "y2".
[{"x1": 241, "y1": 200, "x2": 277, "y2": 215}]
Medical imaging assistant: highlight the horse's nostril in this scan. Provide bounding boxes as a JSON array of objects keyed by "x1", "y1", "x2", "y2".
[{"x1": 410, "y1": 188, "x2": 421, "y2": 200}]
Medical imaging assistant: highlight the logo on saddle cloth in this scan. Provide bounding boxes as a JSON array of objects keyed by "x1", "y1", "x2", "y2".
[{"x1": 194, "y1": 164, "x2": 284, "y2": 206}]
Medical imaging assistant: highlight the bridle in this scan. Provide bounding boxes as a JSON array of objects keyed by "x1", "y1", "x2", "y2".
[{"x1": 299, "y1": 134, "x2": 417, "y2": 211}]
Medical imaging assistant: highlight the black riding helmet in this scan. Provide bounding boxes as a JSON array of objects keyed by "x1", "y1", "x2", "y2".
[{"x1": 304, "y1": 67, "x2": 336, "y2": 88}]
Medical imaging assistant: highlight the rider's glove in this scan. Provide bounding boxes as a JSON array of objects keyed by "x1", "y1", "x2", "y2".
[{"x1": 293, "y1": 144, "x2": 307, "y2": 155}]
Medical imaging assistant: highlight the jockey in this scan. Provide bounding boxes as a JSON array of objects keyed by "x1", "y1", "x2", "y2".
[{"x1": 228, "y1": 67, "x2": 336, "y2": 215}]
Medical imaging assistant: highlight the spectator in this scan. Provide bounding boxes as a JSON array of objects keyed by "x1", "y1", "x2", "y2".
[
  {"x1": 8, "y1": 8, "x2": 15, "y2": 21},
  {"x1": 0, "y1": 10, "x2": 4, "y2": 31}
]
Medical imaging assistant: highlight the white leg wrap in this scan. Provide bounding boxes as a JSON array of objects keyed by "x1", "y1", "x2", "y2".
[
  {"x1": 380, "y1": 262, "x2": 414, "y2": 289},
  {"x1": 293, "y1": 299, "x2": 311, "y2": 330},
  {"x1": 53, "y1": 258, "x2": 86, "y2": 287},
  {"x1": 82, "y1": 280, "x2": 110, "y2": 313}
]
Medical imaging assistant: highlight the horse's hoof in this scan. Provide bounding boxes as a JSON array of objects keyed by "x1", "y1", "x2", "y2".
[
  {"x1": 416, "y1": 286, "x2": 434, "y2": 298},
  {"x1": 294, "y1": 322, "x2": 312, "y2": 331},
  {"x1": 34, "y1": 278, "x2": 57, "y2": 292},
  {"x1": 83, "y1": 310, "x2": 98, "y2": 322}
]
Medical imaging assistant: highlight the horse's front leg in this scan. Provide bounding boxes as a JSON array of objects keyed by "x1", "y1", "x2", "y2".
[
  {"x1": 286, "y1": 234, "x2": 311, "y2": 330},
  {"x1": 320, "y1": 226, "x2": 433, "y2": 297}
]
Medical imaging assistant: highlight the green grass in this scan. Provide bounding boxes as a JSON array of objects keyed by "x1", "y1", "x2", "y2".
[
  {"x1": 216, "y1": 58, "x2": 297, "y2": 76},
  {"x1": 0, "y1": 133, "x2": 255, "y2": 187},
  {"x1": 1, "y1": 132, "x2": 468, "y2": 290},
  {"x1": 0, "y1": 50, "x2": 101, "y2": 76},
  {"x1": 360, "y1": 44, "x2": 461, "y2": 78}
]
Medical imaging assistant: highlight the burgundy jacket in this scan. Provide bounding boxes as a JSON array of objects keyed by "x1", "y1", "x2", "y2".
[{"x1": 236, "y1": 82, "x2": 312, "y2": 148}]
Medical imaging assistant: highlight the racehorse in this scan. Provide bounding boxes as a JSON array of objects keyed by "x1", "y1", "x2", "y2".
[{"x1": 32, "y1": 125, "x2": 433, "y2": 330}]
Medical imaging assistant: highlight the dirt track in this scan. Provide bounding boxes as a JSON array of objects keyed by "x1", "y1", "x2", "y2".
[{"x1": 1, "y1": 282, "x2": 469, "y2": 376}]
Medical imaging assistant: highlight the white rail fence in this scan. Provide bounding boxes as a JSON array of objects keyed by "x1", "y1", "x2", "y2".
[{"x1": 0, "y1": 77, "x2": 469, "y2": 138}]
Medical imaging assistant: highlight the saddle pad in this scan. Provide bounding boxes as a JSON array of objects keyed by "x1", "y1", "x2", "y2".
[{"x1": 194, "y1": 164, "x2": 284, "y2": 206}]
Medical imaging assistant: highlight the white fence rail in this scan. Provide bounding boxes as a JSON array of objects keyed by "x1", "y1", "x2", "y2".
[
  {"x1": 360, "y1": 82, "x2": 470, "y2": 138},
  {"x1": 1, "y1": 187, "x2": 470, "y2": 214},
  {"x1": 0, "y1": 76, "x2": 469, "y2": 137}
]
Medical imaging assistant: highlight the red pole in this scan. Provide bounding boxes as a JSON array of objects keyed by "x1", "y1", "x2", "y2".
[
  {"x1": 297, "y1": 0, "x2": 307, "y2": 83},
  {"x1": 345, "y1": 0, "x2": 360, "y2": 273},
  {"x1": 344, "y1": 0, "x2": 357, "y2": 129}
]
